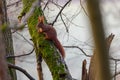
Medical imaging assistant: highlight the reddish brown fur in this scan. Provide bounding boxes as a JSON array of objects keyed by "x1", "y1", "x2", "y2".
[{"x1": 36, "y1": 16, "x2": 65, "y2": 58}]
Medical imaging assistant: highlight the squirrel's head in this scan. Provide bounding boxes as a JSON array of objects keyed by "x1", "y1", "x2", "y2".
[{"x1": 36, "y1": 16, "x2": 45, "y2": 28}]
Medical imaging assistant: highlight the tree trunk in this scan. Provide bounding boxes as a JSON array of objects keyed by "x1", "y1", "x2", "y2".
[
  {"x1": 88, "y1": 34, "x2": 114, "y2": 80},
  {"x1": 81, "y1": 34, "x2": 114, "y2": 80},
  {"x1": 87, "y1": 0, "x2": 111, "y2": 80},
  {"x1": 1, "y1": 0, "x2": 17, "y2": 80},
  {"x1": 0, "y1": 0, "x2": 11, "y2": 79}
]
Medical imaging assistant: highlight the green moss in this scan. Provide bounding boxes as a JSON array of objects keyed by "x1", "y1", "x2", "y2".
[
  {"x1": 0, "y1": 23, "x2": 7, "y2": 32},
  {"x1": 18, "y1": 0, "x2": 36, "y2": 18},
  {"x1": 20, "y1": 0, "x2": 68, "y2": 79},
  {"x1": 27, "y1": 7, "x2": 67, "y2": 79}
]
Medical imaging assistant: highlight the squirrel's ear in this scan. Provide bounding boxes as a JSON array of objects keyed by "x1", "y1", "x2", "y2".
[
  {"x1": 38, "y1": 16, "x2": 41, "y2": 22},
  {"x1": 41, "y1": 16, "x2": 44, "y2": 23}
]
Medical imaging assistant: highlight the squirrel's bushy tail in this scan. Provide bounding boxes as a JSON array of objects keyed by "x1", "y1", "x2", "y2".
[{"x1": 53, "y1": 38, "x2": 65, "y2": 58}]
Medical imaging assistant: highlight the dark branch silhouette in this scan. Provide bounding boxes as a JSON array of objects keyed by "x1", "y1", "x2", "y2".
[
  {"x1": 6, "y1": 48, "x2": 34, "y2": 58},
  {"x1": 43, "y1": 0, "x2": 50, "y2": 11},
  {"x1": 60, "y1": 14, "x2": 69, "y2": 32},
  {"x1": 8, "y1": 63, "x2": 35, "y2": 80},
  {"x1": 52, "y1": 0, "x2": 72, "y2": 26},
  {"x1": 64, "y1": 46, "x2": 92, "y2": 57},
  {"x1": 7, "y1": 0, "x2": 21, "y2": 7},
  {"x1": 16, "y1": 32, "x2": 33, "y2": 46}
]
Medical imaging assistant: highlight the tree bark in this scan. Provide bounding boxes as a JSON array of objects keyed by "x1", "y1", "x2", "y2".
[
  {"x1": 88, "y1": 34, "x2": 114, "y2": 80},
  {"x1": 81, "y1": 34, "x2": 114, "y2": 80},
  {"x1": 0, "y1": 0, "x2": 11, "y2": 79},
  {"x1": 1, "y1": 0, "x2": 17, "y2": 79},
  {"x1": 87, "y1": 0, "x2": 111, "y2": 80},
  {"x1": 81, "y1": 59, "x2": 88, "y2": 80}
]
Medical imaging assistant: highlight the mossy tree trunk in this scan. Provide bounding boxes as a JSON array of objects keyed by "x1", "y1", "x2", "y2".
[{"x1": 19, "y1": 0, "x2": 73, "y2": 80}]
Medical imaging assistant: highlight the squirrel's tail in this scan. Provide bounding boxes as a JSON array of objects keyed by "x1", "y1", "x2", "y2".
[{"x1": 54, "y1": 38, "x2": 65, "y2": 58}]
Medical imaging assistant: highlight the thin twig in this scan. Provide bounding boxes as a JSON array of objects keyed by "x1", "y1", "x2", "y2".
[
  {"x1": 16, "y1": 32, "x2": 33, "y2": 46},
  {"x1": 8, "y1": 63, "x2": 35, "y2": 80},
  {"x1": 112, "y1": 71, "x2": 120, "y2": 79},
  {"x1": 51, "y1": 1, "x2": 62, "y2": 7},
  {"x1": 63, "y1": 46, "x2": 92, "y2": 57},
  {"x1": 109, "y1": 57, "x2": 120, "y2": 61},
  {"x1": 7, "y1": 0, "x2": 22, "y2": 7},
  {"x1": 43, "y1": 0, "x2": 50, "y2": 11},
  {"x1": 51, "y1": 1, "x2": 84, "y2": 29},
  {"x1": 80, "y1": 0, "x2": 89, "y2": 17},
  {"x1": 52, "y1": 0, "x2": 72, "y2": 26},
  {"x1": 60, "y1": 13, "x2": 69, "y2": 33},
  {"x1": 51, "y1": 1, "x2": 69, "y2": 32},
  {"x1": 6, "y1": 48, "x2": 35, "y2": 58}
]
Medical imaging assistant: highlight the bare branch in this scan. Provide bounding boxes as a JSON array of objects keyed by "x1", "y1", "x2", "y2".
[
  {"x1": 8, "y1": 63, "x2": 35, "y2": 80},
  {"x1": 16, "y1": 32, "x2": 33, "y2": 46},
  {"x1": 109, "y1": 57, "x2": 120, "y2": 61},
  {"x1": 6, "y1": 48, "x2": 34, "y2": 58},
  {"x1": 51, "y1": 1, "x2": 62, "y2": 7},
  {"x1": 52, "y1": 0, "x2": 72, "y2": 26},
  {"x1": 80, "y1": 0, "x2": 89, "y2": 17},
  {"x1": 51, "y1": 0, "x2": 83, "y2": 30},
  {"x1": 64, "y1": 46, "x2": 92, "y2": 57},
  {"x1": 9, "y1": 21, "x2": 27, "y2": 32},
  {"x1": 50, "y1": 1, "x2": 69, "y2": 32},
  {"x1": 7, "y1": 0, "x2": 22, "y2": 7},
  {"x1": 112, "y1": 71, "x2": 120, "y2": 79},
  {"x1": 43, "y1": 0, "x2": 50, "y2": 11},
  {"x1": 60, "y1": 14, "x2": 69, "y2": 32}
]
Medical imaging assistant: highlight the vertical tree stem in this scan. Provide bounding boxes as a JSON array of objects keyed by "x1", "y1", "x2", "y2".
[{"x1": 87, "y1": 0, "x2": 111, "y2": 80}]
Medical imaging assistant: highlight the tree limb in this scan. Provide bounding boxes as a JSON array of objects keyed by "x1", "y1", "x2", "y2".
[
  {"x1": 52, "y1": 0, "x2": 72, "y2": 26},
  {"x1": 7, "y1": 0, "x2": 21, "y2": 7},
  {"x1": 112, "y1": 71, "x2": 120, "y2": 78},
  {"x1": 43, "y1": 0, "x2": 50, "y2": 11},
  {"x1": 64, "y1": 46, "x2": 92, "y2": 57},
  {"x1": 6, "y1": 48, "x2": 34, "y2": 58},
  {"x1": 60, "y1": 13, "x2": 69, "y2": 32},
  {"x1": 15, "y1": 32, "x2": 33, "y2": 46},
  {"x1": 8, "y1": 63, "x2": 35, "y2": 80}
]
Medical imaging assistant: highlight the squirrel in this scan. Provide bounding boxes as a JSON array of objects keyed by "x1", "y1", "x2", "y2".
[{"x1": 36, "y1": 16, "x2": 65, "y2": 58}]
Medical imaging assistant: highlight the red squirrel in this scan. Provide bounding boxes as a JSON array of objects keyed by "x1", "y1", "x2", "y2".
[{"x1": 36, "y1": 16, "x2": 65, "y2": 58}]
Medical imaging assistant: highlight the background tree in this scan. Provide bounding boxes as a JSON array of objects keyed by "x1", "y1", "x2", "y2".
[
  {"x1": 0, "y1": 0, "x2": 11, "y2": 79},
  {"x1": 2, "y1": 0, "x2": 17, "y2": 79},
  {"x1": 5, "y1": 0, "x2": 120, "y2": 80}
]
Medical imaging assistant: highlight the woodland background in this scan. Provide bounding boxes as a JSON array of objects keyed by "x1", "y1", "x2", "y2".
[{"x1": 0, "y1": 0, "x2": 120, "y2": 80}]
